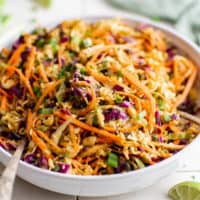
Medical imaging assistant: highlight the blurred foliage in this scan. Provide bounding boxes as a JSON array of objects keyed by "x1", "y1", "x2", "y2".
[
  {"x1": 0, "y1": 0, "x2": 10, "y2": 29},
  {"x1": 0, "y1": 0, "x2": 4, "y2": 8},
  {"x1": 34, "y1": 0, "x2": 52, "y2": 8},
  {"x1": 0, "y1": 0, "x2": 52, "y2": 30}
]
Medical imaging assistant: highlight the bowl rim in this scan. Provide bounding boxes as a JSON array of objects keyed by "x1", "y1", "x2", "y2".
[{"x1": 0, "y1": 14, "x2": 200, "y2": 181}]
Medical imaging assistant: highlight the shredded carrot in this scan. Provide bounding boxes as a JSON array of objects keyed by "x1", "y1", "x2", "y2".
[
  {"x1": 51, "y1": 117, "x2": 72, "y2": 145},
  {"x1": 116, "y1": 91, "x2": 142, "y2": 112},
  {"x1": 153, "y1": 141, "x2": 184, "y2": 150},
  {"x1": 31, "y1": 130, "x2": 52, "y2": 158},
  {"x1": 23, "y1": 34, "x2": 31, "y2": 45},
  {"x1": 175, "y1": 65, "x2": 198, "y2": 107},
  {"x1": 1, "y1": 48, "x2": 9, "y2": 57},
  {"x1": 73, "y1": 81, "x2": 97, "y2": 116},
  {"x1": 7, "y1": 44, "x2": 26, "y2": 76},
  {"x1": 35, "y1": 79, "x2": 63, "y2": 111},
  {"x1": 86, "y1": 65, "x2": 121, "y2": 86},
  {"x1": 15, "y1": 68, "x2": 36, "y2": 99},
  {"x1": 123, "y1": 70, "x2": 155, "y2": 111},
  {"x1": 69, "y1": 124, "x2": 79, "y2": 153},
  {"x1": 96, "y1": 137, "x2": 115, "y2": 144},
  {"x1": 0, "y1": 18, "x2": 199, "y2": 176},
  {"x1": 81, "y1": 42, "x2": 141, "y2": 61},
  {"x1": 35, "y1": 129, "x2": 66, "y2": 155},
  {"x1": 55, "y1": 111, "x2": 124, "y2": 145},
  {"x1": 0, "y1": 88, "x2": 9, "y2": 97},
  {"x1": 87, "y1": 64, "x2": 156, "y2": 131},
  {"x1": 103, "y1": 126, "x2": 116, "y2": 132},
  {"x1": 58, "y1": 44, "x2": 65, "y2": 67},
  {"x1": 38, "y1": 64, "x2": 49, "y2": 83},
  {"x1": 26, "y1": 110, "x2": 34, "y2": 135},
  {"x1": 0, "y1": 96, "x2": 7, "y2": 111},
  {"x1": 104, "y1": 125, "x2": 139, "y2": 133},
  {"x1": 173, "y1": 140, "x2": 180, "y2": 145},
  {"x1": 8, "y1": 44, "x2": 26, "y2": 65},
  {"x1": 25, "y1": 47, "x2": 36, "y2": 79},
  {"x1": 122, "y1": 70, "x2": 156, "y2": 130},
  {"x1": 173, "y1": 56, "x2": 191, "y2": 88}
]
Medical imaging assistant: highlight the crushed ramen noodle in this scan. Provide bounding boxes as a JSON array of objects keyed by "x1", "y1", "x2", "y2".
[{"x1": 0, "y1": 18, "x2": 199, "y2": 175}]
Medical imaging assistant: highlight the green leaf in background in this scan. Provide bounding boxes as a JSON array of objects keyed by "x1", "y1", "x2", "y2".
[
  {"x1": 34, "y1": 0, "x2": 52, "y2": 8},
  {"x1": 0, "y1": 0, "x2": 5, "y2": 8},
  {"x1": 0, "y1": 0, "x2": 11, "y2": 29},
  {"x1": 0, "y1": 14, "x2": 10, "y2": 25},
  {"x1": 109, "y1": 0, "x2": 200, "y2": 45},
  {"x1": 151, "y1": 16, "x2": 161, "y2": 22}
]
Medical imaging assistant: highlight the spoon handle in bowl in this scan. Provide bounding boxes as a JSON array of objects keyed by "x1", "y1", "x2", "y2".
[{"x1": 0, "y1": 141, "x2": 25, "y2": 200}]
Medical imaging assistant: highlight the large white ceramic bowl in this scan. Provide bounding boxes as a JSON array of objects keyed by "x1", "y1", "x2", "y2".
[{"x1": 0, "y1": 15, "x2": 200, "y2": 197}]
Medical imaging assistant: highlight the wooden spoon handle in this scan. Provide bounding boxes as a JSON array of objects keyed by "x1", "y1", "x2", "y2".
[
  {"x1": 178, "y1": 111, "x2": 200, "y2": 125},
  {"x1": 0, "y1": 140, "x2": 25, "y2": 200}
]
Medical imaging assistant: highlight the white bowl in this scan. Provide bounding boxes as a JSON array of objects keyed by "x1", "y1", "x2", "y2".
[{"x1": 0, "y1": 15, "x2": 200, "y2": 197}]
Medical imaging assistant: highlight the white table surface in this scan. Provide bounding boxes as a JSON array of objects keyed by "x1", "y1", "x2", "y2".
[{"x1": 1, "y1": 0, "x2": 200, "y2": 199}]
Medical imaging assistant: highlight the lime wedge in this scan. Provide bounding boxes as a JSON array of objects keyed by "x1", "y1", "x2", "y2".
[{"x1": 168, "y1": 181, "x2": 200, "y2": 200}]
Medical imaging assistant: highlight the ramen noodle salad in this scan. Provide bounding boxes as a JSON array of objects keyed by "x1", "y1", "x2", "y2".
[{"x1": 0, "y1": 18, "x2": 199, "y2": 175}]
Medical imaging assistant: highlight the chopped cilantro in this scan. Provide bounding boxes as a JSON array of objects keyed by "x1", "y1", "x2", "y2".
[
  {"x1": 80, "y1": 67, "x2": 87, "y2": 75},
  {"x1": 71, "y1": 35, "x2": 81, "y2": 46},
  {"x1": 133, "y1": 157, "x2": 145, "y2": 168},
  {"x1": 69, "y1": 51, "x2": 75, "y2": 59},
  {"x1": 38, "y1": 125, "x2": 49, "y2": 131},
  {"x1": 53, "y1": 164, "x2": 60, "y2": 172},
  {"x1": 107, "y1": 152, "x2": 118, "y2": 168},
  {"x1": 85, "y1": 30, "x2": 91, "y2": 36},
  {"x1": 36, "y1": 38, "x2": 45, "y2": 48},
  {"x1": 67, "y1": 64, "x2": 76, "y2": 73},
  {"x1": 49, "y1": 38, "x2": 59, "y2": 53},
  {"x1": 99, "y1": 60, "x2": 108, "y2": 72},
  {"x1": 81, "y1": 38, "x2": 92, "y2": 48},
  {"x1": 158, "y1": 99, "x2": 164, "y2": 111},
  {"x1": 115, "y1": 94, "x2": 123, "y2": 104},
  {"x1": 163, "y1": 114, "x2": 171, "y2": 122},
  {"x1": 117, "y1": 70, "x2": 123, "y2": 78},
  {"x1": 33, "y1": 87, "x2": 41, "y2": 98},
  {"x1": 38, "y1": 108, "x2": 53, "y2": 114},
  {"x1": 57, "y1": 66, "x2": 66, "y2": 79},
  {"x1": 137, "y1": 111, "x2": 146, "y2": 120},
  {"x1": 57, "y1": 64, "x2": 76, "y2": 79},
  {"x1": 92, "y1": 115, "x2": 98, "y2": 126},
  {"x1": 33, "y1": 27, "x2": 46, "y2": 35}
]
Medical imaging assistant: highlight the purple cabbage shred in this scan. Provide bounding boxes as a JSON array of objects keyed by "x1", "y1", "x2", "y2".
[
  {"x1": 40, "y1": 156, "x2": 48, "y2": 169},
  {"x1": 120, "y1": 101, "x2": 131, "y2": 108},
  {"x1": 24, "y1": 154, "x2": 36, "y2": 164},
  {"x1": 58, "y1": 163, "x2": 70, "y2": 173},
  {"x1": 6, "y1": 142, "x2": 17, "y2": 151},
  {"x1": 121, "y1": 36, "x2": 134, "y2": 43},
  {"x1": 43, "y1": 59, "x2": 52, "y2": 66},
  {"x1": 113, "y1": 85, "x2": 124, "y2": 91},
  {"x1": 60, "y1": 57, "x2": 65, "y2": 66},
  {"x1": 8, "y1": 85, "x2": 22, "y2": 98},
  {"x1": 171, "y1": 114, "x2": 177, "y2": 120},
  {"x1": 155, "y1": 111, "x2": 161, "y2": 126},
  {"x1": 103, "y1": 109, "x2": 127, "y2": 122},
  {"x1": 61, "y1": 36, "x2": 69, "y2": 43},
  {"x1": 60, "y1": 109, "x2": 71, "y2": 115},
  {"x1": 158, "y1": 136, "x2": 163, "y2": 143}
]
